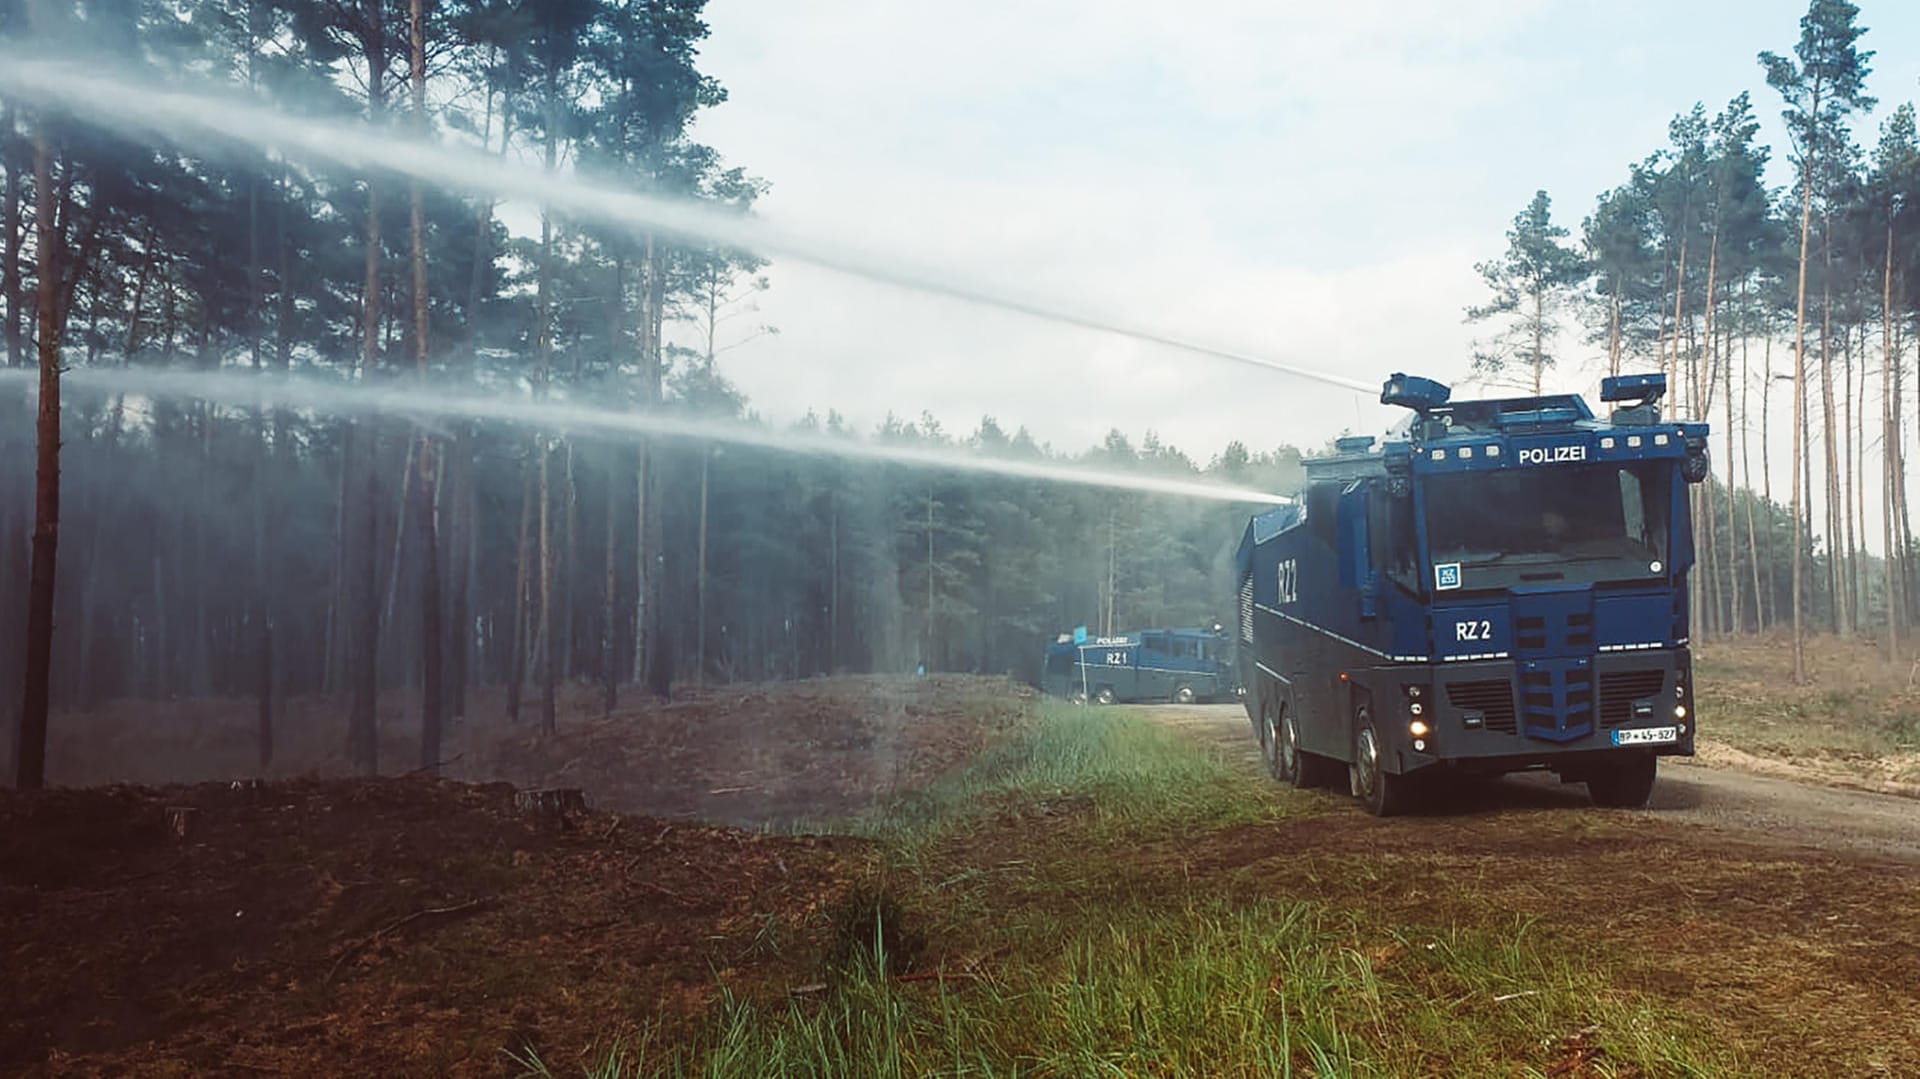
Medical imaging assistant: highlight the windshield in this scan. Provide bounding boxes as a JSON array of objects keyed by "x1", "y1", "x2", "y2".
[{"x1": 1422, "y1": 462, "x2": 1671, "y2": 577}]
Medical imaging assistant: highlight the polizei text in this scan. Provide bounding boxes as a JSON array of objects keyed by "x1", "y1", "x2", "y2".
[{"x1": 1517, "y1": 444, "x2": 1589, "y2": 465}]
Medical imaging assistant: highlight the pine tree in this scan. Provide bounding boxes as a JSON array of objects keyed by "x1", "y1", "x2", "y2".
[
  {"x1": 1761, "y1": 0, "x2": 1874, "y2": 681},
  {"x1": 1466, "y1": 190, "x2": 1589, "y2": 393}
]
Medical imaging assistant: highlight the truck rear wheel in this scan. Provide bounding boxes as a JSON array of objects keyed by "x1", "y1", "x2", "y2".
[
  {"x1": 1353, "y1": 709, "x2": 1409, "y2": 816},
  {"x1": 1263, "y1": 701, "x2": 1297, "y2": 784},
  {"x1": 1587, "y1": 756, "x2": 1658, "y2": 808},
  {"x1": 1094, "y1": 686, "x2": 1116, "y2": 706},
  {"x1": 1172, "y1": 684, "x2": 1196, "y2": 705}
]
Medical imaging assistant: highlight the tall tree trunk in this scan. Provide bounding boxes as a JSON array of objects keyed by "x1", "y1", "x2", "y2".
[
  {"x1": 1722, "y1": 304, "x2": 1739, "y2": 634},
  {"x1": 346, "y1": 248, "x2": 381, "y2": 762},
  {"x1": 602, "y1": 444, "x2": 619, "y2": 716},
  {"x1": 1740, "y1": 308, "x2": 1762, "y2": 634},
  {"x1": 1835, "y1": 312, "x2": 1850, "y2": 629},
  {"x1": 351, "y1": 449, "x2": 381, "y2": 774},
  {"x1": 1664, "y1": 234, "x2": 1688, "y2": 398},
  {"x1": 1896, "y1": 237, "x2": 1912, "y2": 656},
  {"x1": 560, "y1": 442, "x2": 577, "y2": 683},
  {"x1": 14, "y1": 129, "x2": 60, "y2": 789},
  {"x1": 696, "y1": 447, "x2": 708, "y2": 684},
  {"x1": 507, "y1": 461, "x2": 533, "y2": 723},
  {"x1": 1896, "y1": 312, "x2": 1915, "y2": 632},
  {"x1": 634, "y1": 235, "x2": 665, "y2": 697},
  {"x1": 1788, "y1": 164, "x2": 1813, "y2": 682},
  {"x1": 409, "y1": 0, "x2": 444, "y2": 773},
  {"x1": 1606, "y1": 285, "x2": 1622, "y2": 378},
  {"x1": 534, "y1": 83, "x2": 558, "y2": 734},
  {"x1": 1820, "y1": 234, "x2": 1843, "y2": 635},
  {"x1": 1760, "y1": 327, "x2": 1777, "y2": 630},
  {"x1": 1530, "y1": 289, "x2": 1544, "y2": 394},
  {"x1": 1, "y1": 104, "x2": 22, "y2": 370},
  {"x1": 1693, "y1": 242, "x2": 1719, "y2": 640}
]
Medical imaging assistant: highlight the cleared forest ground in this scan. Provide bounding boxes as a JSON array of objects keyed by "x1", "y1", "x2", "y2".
[
  {"x1": 6, "y1": 674, "x2": 1920, "y2": 1076},
  {"x1": 40, "y1": 676, "x2": 1029, "y2": 826},
  {"x1": 1694, "y1": 635, "x2": 1920, "y2": 794}
]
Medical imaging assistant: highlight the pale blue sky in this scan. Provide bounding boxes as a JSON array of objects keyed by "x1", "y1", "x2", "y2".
[{"x1": 682, "y1": 1, "x2": 1919, "y2": 479}]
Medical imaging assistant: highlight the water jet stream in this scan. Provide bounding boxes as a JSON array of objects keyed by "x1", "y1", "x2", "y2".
[
  {"x1": 0, "y1": 367, "x2": 1292, "y2": 506},
  {"x1": 0, "y1": 55, "x2": 1376, "y2": 397}
]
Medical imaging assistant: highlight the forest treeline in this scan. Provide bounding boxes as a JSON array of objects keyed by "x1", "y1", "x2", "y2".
[
  {"x1": 1, "y1": 0, "x2": 1916, "y2": 786},
  {"x1": 1464, "y1": 0, "x2": 1917, "y2": 676},
  {"x1": 0, "y1": 0, "x2": 1305, "y2": 784}
]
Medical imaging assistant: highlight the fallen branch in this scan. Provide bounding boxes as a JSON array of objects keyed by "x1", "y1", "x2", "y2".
[
  {"x1": 403, "y1": 753, "x2": 465, "y2": 778},
  {"x1": 326, "y1": 896, "x2": 496, "y2": 983}
]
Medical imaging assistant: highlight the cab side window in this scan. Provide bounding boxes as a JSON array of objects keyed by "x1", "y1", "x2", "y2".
[{"x1": 1369, "y1": 486, "x2": 1418, "y2": 591}]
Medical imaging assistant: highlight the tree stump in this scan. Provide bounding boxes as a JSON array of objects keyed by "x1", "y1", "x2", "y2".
[
  {"x1": 164, "y1": 806, "x2": 197, "y2": 842},
  {"x1": 227, "y1": 779, "x2": 267, "y2": 804}
]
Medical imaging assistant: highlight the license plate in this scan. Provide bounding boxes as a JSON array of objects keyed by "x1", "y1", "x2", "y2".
[{"x1": 1612, "y1": 726, "x2": 1678, "y2": 746}]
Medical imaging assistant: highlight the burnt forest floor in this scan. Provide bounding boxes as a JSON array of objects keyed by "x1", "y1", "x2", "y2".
[{"x1": 5, "y1": 678, "x2": 1920, "y2": 1076}]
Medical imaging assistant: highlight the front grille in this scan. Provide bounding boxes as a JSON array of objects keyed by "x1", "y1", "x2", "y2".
[
  {"x1": 1239, "y1": 576, "x2": 1254, "y2": 643},
  {"x1": 1599, "y1": 669, "x2": 1668, "y2": 728},
  {"x1": 1516, "y1": 615, "x2": 1548, "y2": 651},
  {"x1": 1447, "y1": 679, "x2": 1517, "y2": 734},
  {"x1": 1521, "y1": 666, "x2": 1594, "y2": 738},
  {"x1": 1566, "y1": 612, "x2": 1595, "y2": 648}
]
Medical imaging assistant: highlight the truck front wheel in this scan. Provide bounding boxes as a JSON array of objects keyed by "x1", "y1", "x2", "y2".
[
  {"x1": 1587, "y1": 756, "x2": 1658, "y2": 808},
  {"x1": 1353, "y1": 709, "x2": 1410, "y2": 816}
]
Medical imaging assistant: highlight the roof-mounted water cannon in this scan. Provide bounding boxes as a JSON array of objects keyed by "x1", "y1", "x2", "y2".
[
  {"x1": 1601, "y1": 372, "x2": 1666, "y2": 426},
  {"x1": 1381, "y1": 373, "x2": 1452, "y2": 446},
  {"x1": 1380, "y1": 373, "x2": 1451, "y2": 414}
]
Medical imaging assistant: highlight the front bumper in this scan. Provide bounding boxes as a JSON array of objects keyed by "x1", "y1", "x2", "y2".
[{"x1": 1391, "y1": 648, "x2": 1694, "y2": 774}]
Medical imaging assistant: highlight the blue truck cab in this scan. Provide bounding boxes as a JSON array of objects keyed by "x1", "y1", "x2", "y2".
[
  {"x1": 1235, "y1": 372, "x2": 1708, "y2": 814},
  {"x1": 1042, "y1": 625, "x2": 1237, "y2": 704}
]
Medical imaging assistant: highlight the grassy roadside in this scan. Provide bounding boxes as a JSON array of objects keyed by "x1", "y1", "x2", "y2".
[
  {"x1": 517, "y1": 705, "x2": 1733, "y2": 1078},
  {"x1": 1694, "y1": 635, "x2": 1920, "y2": 787}
]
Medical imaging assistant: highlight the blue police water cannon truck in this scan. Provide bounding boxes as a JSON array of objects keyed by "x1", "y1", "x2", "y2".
[
  {"x1": 1235, "y1": 371, "x2": 1709, "y2": 815},
  {"x1": 1042, "y1": 624, "x2": 1237, "y2": 705}
]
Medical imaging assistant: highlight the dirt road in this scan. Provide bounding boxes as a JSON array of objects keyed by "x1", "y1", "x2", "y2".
[{"x1": 1151, "y1": 703, "x2": 1920, "y2": 863}]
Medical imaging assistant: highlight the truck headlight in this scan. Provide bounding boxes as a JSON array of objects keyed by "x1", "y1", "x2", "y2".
[{"x1": 1409, "y1": 720, "x2": 1430, "y2": 738}]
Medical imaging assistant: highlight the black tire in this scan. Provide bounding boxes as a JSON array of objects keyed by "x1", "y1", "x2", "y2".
[
  {"x1": 1588, "y1": 756, "x2": 1658, "y2": 808},
  {"x1": 1263, "y1": 701, "x2": 1299, "y2": 785},
  {"x1": 1172, "y1": 684, "x2": 1196, "y2": 705},
  {"x1": 1067, "y1": 687, "x2": 1087, "y2": 705},
  {"x1": 1094, "y1": 686, "x2": 1116, "y2": 706},
  {"x1": 1353, "y1": 708, "x2": 1409, "y2": 817}
]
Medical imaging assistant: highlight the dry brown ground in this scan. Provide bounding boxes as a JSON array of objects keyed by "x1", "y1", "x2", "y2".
[
  {"x1": 10, "y1": 674, "x2": 1920, "y2": 1076},
  {"x1": 0, "y1": 777, "x2": 871, "y2": 1076},
  {"x1": 4, "y1": 676, "x2": 1028, "y2": 1077},
  {"x1": 1694, "y1": 634, "x2": 1920, "y2": 790},
  {"x1": 41, "y1": 675, "x2": 1029, "y2": 827}
]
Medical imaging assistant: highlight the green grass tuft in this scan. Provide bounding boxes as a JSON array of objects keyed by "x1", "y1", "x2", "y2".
[{"x1": 511, "y1": 700, "x2": 1741, "y2": 1078}]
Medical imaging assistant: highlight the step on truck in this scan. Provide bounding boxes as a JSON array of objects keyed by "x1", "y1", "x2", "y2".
[
  {"x1": 1235, "y1": 372, "x2": 1708, "y2": 815},
  {"x1": 1042, "y1": 625, "x2": 1237, "y2": 705}
]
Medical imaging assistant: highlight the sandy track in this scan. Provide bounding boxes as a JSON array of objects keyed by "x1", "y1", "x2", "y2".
[{"x1": 1147, "y1": 703, "x2": 1920, "y2": 863}]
